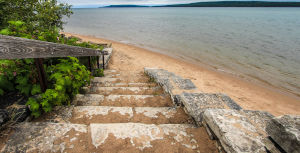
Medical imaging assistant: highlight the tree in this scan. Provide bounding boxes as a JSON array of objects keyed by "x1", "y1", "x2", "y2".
[{"x1": 0, "y1": 0, "x2": 73, "y2": 33}]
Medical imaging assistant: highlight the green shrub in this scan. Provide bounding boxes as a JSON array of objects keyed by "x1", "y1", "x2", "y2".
[
  {"x1": 26, "y1": 57, "x2": 91, "y2": 117},
  {"x1": 0, "y1": 0, "x2": 105, "y2": 118}
]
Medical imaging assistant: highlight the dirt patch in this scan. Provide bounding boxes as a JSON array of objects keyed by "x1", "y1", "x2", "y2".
[{"x1": 52, "y1": 129, "x2": 89, "y2": 152}]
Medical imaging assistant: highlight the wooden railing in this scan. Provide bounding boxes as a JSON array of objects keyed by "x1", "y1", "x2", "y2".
[{"x1": 0, "y1": 34, "x2": 109, "y2": 91}]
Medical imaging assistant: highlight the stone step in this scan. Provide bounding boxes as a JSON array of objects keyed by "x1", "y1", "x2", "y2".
[
  {"x1": 203, "y1": 109, "x2": 274, "y2": 153},
  {"x1": 35, "y1": 106, "x2": 191, "y2": 125},
  {"x1": 104, "y1": 69, "x2": 118, "y2": 75},
  {"x1": 2, "y1": 122, "x2": 89, "y2": 152},
  {"x1": 87, "y1": 87, "x2": 164, "y2": 95},
  {"x1": 104, "y1": 70, "x2": 144, "y2": 76},
  {"x1": 70, "y1": 106, "x2": 191, "y2": 124},
  {"x1": 2, "y1": 122, "x2": 217, "y2": 152},
  {"x1": 89, "y1": 123, "x2": 216, "y2": 152},
  {"x1": 91, "y1": 76, "x2": 150, "y2": 84},
  {"x1": 74, "y1": 94, "x2": 173, "y2": 107},
  {"x1": 93, "y1": 82, "x2": 157, "y2": 87},
  {"x1": 104, "y1": 73, "x2": 146, "y2": 78}
]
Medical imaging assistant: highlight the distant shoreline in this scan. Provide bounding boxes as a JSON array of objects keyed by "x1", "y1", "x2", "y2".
[{"x1": 103, "y1": 1, "x2": 300, "y2": 8}]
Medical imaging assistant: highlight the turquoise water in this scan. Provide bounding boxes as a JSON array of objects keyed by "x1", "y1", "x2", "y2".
[{"x1": 64, "y1": 7, "x2": 300, "y2": 96}]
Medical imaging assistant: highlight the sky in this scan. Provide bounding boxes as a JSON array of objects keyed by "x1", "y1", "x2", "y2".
[{"x1": 58, "y1": 0, "x2": 300, "y2": 8}]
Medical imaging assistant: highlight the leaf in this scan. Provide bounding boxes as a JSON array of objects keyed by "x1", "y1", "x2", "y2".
[
  {"x1": 0, "y1": 28, "x2": 10, "y2": 35},
  {"x1": 26, "y1": 98, "x2": 39, "y2": 111},
  {"x1": 31, "y1": 84, "x2": 41, "y2": 95},
  {"x1": 0, "y1": 89, "x2": 4, "y2": 95}
]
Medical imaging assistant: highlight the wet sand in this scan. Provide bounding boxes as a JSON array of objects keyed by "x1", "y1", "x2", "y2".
[{"x1": 64, "y1": 32, "x2": 300, "y2": 116}]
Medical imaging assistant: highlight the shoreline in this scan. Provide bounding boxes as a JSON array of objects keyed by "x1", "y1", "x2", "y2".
[{"x1": 64, "y1": 32, "x2": 300, "y2": 116}]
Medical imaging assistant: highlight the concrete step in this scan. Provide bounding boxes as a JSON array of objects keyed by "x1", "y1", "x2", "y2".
[
  {"x1": 91, "y1": 77, "x2": 150, "y2": 85},
  {"x1": 87, "y1": 87, "x2": 164, "y2": 95},
  {"x1": 104, "y1": 73, "x2": 146, "y2": 78},
  {"x1": 35, "y1": 106, "x2": 191, "y2": 125},
  {"x1": 70, "y1": 106, "x2": 191, "y2": 124},
  {"x1": 89, "y1": 123, "x2": 216, "y2": 152},
  {"x1": 74, "y1": 94, "x2": 173, "y2": 107},
  {"x1": 2, "y1": 122, "x2": 89, "y2": 152},
  {"x1": 104, "y1": 70, "x2": 144, "y2": 76},
  {"x1": 93, "y1": 82, "x2": 157, "y2": 87},
  {"x1": 2, "y1": 122, "x2": 217, "y2": 152},
  {"x1": 104, "y1": 69, "x2": 118, "y2": 75}
]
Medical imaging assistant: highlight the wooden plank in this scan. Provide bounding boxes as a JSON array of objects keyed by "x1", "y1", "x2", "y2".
[{"x1": 0, "y1": 35, "x2": 102, "y2": 59}]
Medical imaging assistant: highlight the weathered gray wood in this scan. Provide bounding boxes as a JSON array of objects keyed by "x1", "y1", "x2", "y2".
[{"x1": 0, "y1": 34, "x2": 102, "y2": 59}]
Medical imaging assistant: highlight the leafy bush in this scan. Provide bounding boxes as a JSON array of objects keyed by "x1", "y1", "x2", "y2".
[
  {"x1": 26, "y1": 57, "x2": 91, "y2": 117},
  {"x1": 0, "y1": 3, "x2": 104, "y2": 117},
  {"x1": 94, "y1": 69, "x2": 104, "y2": 77},
  {"x1": 0, "y1": 0, "x2": 72, "y2": 33},
  {"x1": 0, "y1": 59, "x2": 40, "y2": 96}
]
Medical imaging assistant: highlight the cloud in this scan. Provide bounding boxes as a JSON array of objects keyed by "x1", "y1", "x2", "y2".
[{"x1": 58, "y1": 0, "x2": 300, "y2": 7}]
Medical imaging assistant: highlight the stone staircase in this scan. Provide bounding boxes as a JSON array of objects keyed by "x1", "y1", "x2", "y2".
[{"x1": 1, "y1": 69, "x2": 217, "y2": 152}]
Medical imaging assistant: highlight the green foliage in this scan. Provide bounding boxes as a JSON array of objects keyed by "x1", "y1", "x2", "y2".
[
  {"x1": 0, "y1": 0, "x2": 104, "y2": 118},
  {"x1": 94, "y1": 69, "x2": 104, "y2": 77},
  {"x1": 27, "y1": 57, "x2": 91, "y2": 117},
  {"x1": 25, "y1": 57, "x2": 92, "y2": 117},
  {"x1": 26, "y1": 98, "x2": 41, "y2": 118},
  {"x1": 0, "y1": 0, "x2": 72, "y2": 33},
  {"x1": 0, "y1": 59, "x2": 41, "y2": 97}
]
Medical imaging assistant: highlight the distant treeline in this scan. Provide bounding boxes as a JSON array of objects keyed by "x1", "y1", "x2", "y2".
[{"x1": 161, "y1": 1, "x2": 300, "y2": 7}]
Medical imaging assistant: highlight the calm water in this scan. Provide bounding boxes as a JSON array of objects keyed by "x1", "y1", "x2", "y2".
[{"x1": 64, "y1": 7, "x2": 300, "y2": 96}]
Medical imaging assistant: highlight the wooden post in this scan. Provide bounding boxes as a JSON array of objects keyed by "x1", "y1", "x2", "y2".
[
  {"x1": 88, "y1": 56, "x2": 92, "y2": 72},
  {"x1": 35, "y1": 58, "x2": 47, "y2": 92},
  {"x1": 102, "y1": 54, "x2": 105, "y2": 69},
  {"x1": 97, "y1": 56, "x2": 100, "y2": 69}
]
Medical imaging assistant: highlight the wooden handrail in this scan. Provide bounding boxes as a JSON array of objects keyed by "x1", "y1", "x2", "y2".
[
  {"x1": 0, "y1": 34, "x2": 110, "y2": 92},
  {"x1": 0, "y1": 34, "x2": 102, "y2": 59}
]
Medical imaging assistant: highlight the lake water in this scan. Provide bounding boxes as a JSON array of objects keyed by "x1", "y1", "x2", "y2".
[{"x1": 64, "y1": 7, "x2": 300, "y2": 97}]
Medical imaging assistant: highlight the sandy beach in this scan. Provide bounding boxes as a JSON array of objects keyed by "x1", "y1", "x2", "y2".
[{"x1": 64, "y1": 32, "x2": 300, "y2": 116}]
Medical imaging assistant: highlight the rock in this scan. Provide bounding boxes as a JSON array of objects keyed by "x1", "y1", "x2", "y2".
[
  {"x1": 0, "y1": 109, "x2": 9, "y2": 127},
  {"x1": 179, "y1": 93, "x2": 242, "y2": 125},
  {"x1": 144, "y1": 68, "x2": 197, "y2": 106},
  {"x1": 6, "y1": 105, "x2": 30, "y2": 123},
  {"x1": 266, "y1": 115, "x2": 300, "y2": 153},
  {"x1": 203, "y1": 109, "x2": 271, "y2": 153},
  {"x1": 243, "y1": 110, "x2": 274, "y2": 132}
]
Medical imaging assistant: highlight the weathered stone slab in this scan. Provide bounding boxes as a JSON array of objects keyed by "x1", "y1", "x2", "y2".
[
  {"x1": 88, "y1": 86, "x2": 163, "y2": 95},
  {"x1": 73, "y1": 94, "x2": 105, "y2": 106},
  {"x1": 144, "y1": 68, "x2": 197, "y2": 105},
  {"x1": 266, "y1": 115, "x2": 300, "y2": 153},
  {"x1": 179, "y1": 93, "x2": 242, "y2": 125},
  {"x1": 34, "y1": 106, "x2": 74, "y2": 123},
  {"x1": 0, "y1": 109, "x2": 9, "y2": 127},
  {"x1": 71, "y1": 106, "x2": 189, "y2": 124},
  {"x1": 90, "y1": 123, "x2": 199, "y2": 151},
  {"x1": 74, "y1": 94, "x2": 172, "y2": 107},
  {"x1": 1, "y1": 122, "x2": 88, "y2": 153},
  {"x1": 203, "y1": 109, "x2": 272, "y2": 153},
  {"x1": 6, "y1": 105, "x2": 30, "y2": 123}
]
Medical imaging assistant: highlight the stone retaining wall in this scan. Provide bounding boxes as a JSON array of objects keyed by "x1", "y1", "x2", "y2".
[{"x1": 144, "y1": 67, "x2": 300, "y2": 153}]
